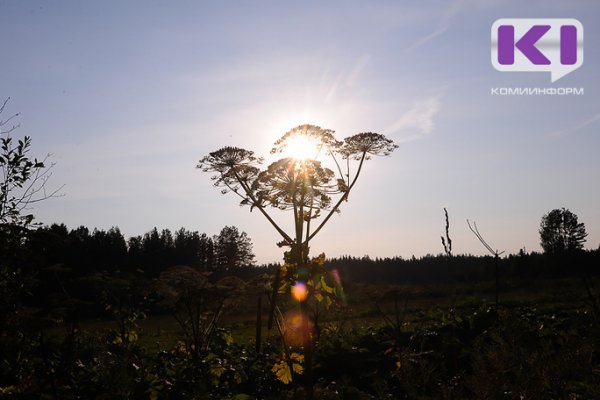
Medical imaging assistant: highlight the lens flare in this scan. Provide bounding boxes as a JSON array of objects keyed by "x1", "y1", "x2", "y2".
[
  {"x1": 283, "y1": 310, "x2": 313, "y2": 346},
  {"x1": 329, "y1": 268, "x2": 347, "y2": 304},
  {"x1": 330, "y1": 268, "x2": 341, "y2": 285},
  {"x1": 291, "y1": 281, "x2": 308, "y2": 302}
]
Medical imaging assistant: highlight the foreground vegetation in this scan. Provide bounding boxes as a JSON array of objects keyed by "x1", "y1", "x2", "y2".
[{"x1": 2, "y1": 263, "x2": 600, "y2": 399}]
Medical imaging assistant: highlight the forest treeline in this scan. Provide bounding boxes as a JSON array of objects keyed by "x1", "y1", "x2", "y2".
[
  {"x1": 19, "y1": 223, "x2": 256, "y2": 277},
  {"x1": 5, "y1": 222, "x2": 599, "y2": 320},
  {"x1": 325, "y1": 250, "x2": 600, "y2": 284},
  {"x1": 20, "y1": 223, "x2": 600, "y2": 281}
]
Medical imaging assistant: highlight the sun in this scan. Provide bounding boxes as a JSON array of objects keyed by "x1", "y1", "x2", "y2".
[{"x1": 283, "y1": 134, "x2": 319, "y2": 161}]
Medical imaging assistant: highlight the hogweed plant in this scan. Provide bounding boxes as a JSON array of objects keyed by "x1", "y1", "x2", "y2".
[{"x1": 198, "y1": 124, "x2": 397, "y2": 394}]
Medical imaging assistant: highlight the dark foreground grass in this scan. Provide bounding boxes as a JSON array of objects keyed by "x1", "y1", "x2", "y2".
[
  {"x1": 71, "y1": 275, "x2": 592, "y2": 349},
  {"x1": 18, "y1": 274, "x2": 600, "y2": 399}
]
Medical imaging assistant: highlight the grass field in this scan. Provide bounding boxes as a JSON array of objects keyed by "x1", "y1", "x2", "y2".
[
  {"x1": 69, "y1": 275, "x2": 592, "y2": 350},
  {"x1": 26, "y1": 272, "x2": 600, "y2": 398}
]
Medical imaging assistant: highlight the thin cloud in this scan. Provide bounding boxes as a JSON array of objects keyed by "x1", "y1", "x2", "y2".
[
  {"x1": 385, "y1": 95, "x2": 443, "y2": 143},
  {"x1": 345, "y1": 54, "x2": 371, "y2": 87},
  {"x1": 325, "y1": 54, "x2": 371, "y2": 103},
  {"x1": 405, "y1": 0, "x2": 468, "y2": 52},
  {"x1": 324, "y1": 70, "x2": 345, "y2": 104},
  {"x1": 406, "y1": 25, "x2": 449, "y2": 52},
  {"x1": 405, "y1": 0, "x2": 517, "y2": 51},
  {"x1": 550, "y1": 112, "x2": 600, "y2": 138}
]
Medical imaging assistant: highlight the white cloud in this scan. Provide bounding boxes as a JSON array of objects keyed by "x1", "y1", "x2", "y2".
[{"x1": 384, "y1": 95, "x2": 443, "y2": 142}]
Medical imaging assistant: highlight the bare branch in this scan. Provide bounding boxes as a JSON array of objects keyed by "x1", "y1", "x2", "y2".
[{"x1": 467, "y1": 219, "x2": 504, "y2": 256}]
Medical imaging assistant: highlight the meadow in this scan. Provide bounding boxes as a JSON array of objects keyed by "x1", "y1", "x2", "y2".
[{"x1": 30, "y1": 272, "x2": 599, "y2": 399}]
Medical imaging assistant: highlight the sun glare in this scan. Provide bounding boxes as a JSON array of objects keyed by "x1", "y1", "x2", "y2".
[{"x1": 284, "y1": 134, "x2": 319, "y2": 161}]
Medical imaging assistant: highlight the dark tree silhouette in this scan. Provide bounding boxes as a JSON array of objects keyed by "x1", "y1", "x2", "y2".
[
  {"x1": 540, "y1": 208, "x2": 587, "y2": 254},
  {"x1": 139, "y1": 228, "x2": 174, "y2": 276},
  {"x1": 89, "y1": 227, "x2": 128, "y2": 272},
  {"x1": 197, "y1": 232, "x2": 215, "y2": 271},
  {"x1": 213, "y1": 225, "x2": 255, "y2": 272},
  {"x1": 172, "y1": 228, "x2": 215, "y2": 269}
]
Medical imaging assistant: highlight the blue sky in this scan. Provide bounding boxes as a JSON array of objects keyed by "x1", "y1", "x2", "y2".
[{"x1": 1, "y1": 0, "x2": 599, "y2": 263}]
